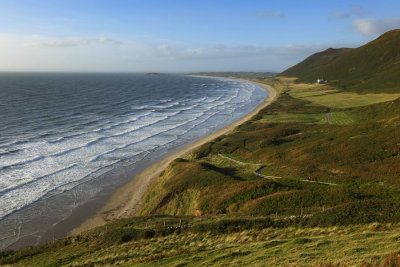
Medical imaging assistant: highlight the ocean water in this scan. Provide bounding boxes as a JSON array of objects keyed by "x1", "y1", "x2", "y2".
[{"x1": 0, "y1": 73, "x2": 267, "y2": 249}]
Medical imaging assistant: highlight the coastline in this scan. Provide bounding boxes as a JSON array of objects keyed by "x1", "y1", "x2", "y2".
[{"x1": 73, "y1": 79, "x2": 277, "y2": 234}]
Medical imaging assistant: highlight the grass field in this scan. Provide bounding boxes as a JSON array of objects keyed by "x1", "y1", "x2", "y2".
[
  {"x1": 259, "y1": 110, "x2": 356, "y2": 125},
  {"x1": 289, "y1": 83, "x2": 400, "y2": 109},
  {"x1": 259, "y1": 112, "x2": 326, "y2": 124},
  {"x1": 323, "y1": 110, "x2": 357, "y2": 125}
]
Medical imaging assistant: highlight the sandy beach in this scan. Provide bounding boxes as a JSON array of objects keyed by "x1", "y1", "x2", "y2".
[{"x1": 73, "y1": 80, "x2": 277, "y2": 234}]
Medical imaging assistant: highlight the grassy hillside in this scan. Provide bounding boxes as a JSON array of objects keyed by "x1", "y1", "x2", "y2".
[
  {"x1": 2, "y1": 216, "x2": 400, "y2": 266},
  {"x1": 280, "y1": 48, "x2": 352, "y2": 79},
  {"x1": 138, "y1": 77, "x2": 400, "y2": 221},
  {"x1": 2, "y1": 76, "x2": 400, "y2": 265},
  {"x1": 281, "y1": 29, "x2": 400, "y2": 93}
]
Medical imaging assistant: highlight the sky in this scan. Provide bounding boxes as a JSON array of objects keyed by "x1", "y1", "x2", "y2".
[{"x1": 0, "y1": 0, "x2": 399, "y2": 73}]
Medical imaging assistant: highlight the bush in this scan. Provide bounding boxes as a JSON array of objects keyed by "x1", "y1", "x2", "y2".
[
  {"x1": 105, "y1": 228, "x2": 140, "y2": 244},
  {"x1": 191, "y1": 218, "x2": 276, "y2": 234},
  {"x1": 307, "y1": 200, "x2": 400, "y2": 226}
]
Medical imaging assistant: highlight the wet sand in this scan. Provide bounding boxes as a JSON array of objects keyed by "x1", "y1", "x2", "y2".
[{"x1": 73, "y1": 80, "x2": 277, "y2": 234}]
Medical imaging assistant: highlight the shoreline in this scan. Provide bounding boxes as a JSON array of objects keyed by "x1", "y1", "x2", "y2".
[{"x1": 73, "y1": 79, "x2": 277, "y2": 234}]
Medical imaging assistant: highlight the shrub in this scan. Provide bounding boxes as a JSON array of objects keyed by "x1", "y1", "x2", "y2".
[{"x1": 307, "y1": 200, "x2": 400, "y2": 226}]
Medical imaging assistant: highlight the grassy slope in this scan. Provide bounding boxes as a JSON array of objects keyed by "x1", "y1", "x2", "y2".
[
  {"x1": 281, "y1": 29, "x2": 400, "y2": 93},
  {"x1": 280, "y1": 48, "x2": 352, "y2": 79},
  {"x1": 2, "y1": 216, "x2": 400, "y2": 266},
  {"x1": 138, "y1": 77, "x2": 400, "y2": 220},
  {"x1": 2, "y1": 77, "x2": 400, "y2": 266}
]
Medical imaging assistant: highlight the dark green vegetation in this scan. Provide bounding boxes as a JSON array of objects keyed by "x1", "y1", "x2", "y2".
[
  {"x1": 3, "y1": 30, "x2": 400, "y2": 266},
  {"x1": 281, "y1": 29, "x2": 400, "y2": 93},
  {"x1": 189, "y1": 72, "x2": 276, "y2": 79},
  {"x1": 280, "y1": 47, "x2": 353, "y2": 79}
]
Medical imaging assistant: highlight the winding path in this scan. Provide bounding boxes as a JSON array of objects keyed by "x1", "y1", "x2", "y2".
[
  {"x1": 218, "y1": 153, "x2": 281, "y2": 179},
  {"x1": 218, "y1": 153, "x2": 336, "y2": 185}
]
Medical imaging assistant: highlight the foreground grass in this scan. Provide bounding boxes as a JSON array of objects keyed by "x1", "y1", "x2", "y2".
[
  {"x1": 2, "y1": 215, "x2": 400, "y2": 266},
  {"x1": 136, "y1": 224, "x2": 400, "y2": 267}
]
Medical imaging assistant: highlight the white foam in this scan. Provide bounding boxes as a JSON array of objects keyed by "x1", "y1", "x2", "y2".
[{"x1": 0, "y1": 77, "x2": 268, "y2": 221}]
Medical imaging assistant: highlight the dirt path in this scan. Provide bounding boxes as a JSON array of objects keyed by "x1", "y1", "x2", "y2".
[
  {"x1": 218, "y1": 154, "x2": 281, "y2": 179},
  {"x1": 218, "y1": 154, "x2": 337, "y2": 185},
  {"x1": 254, "y1": 166, "x2": 282, "y2": 179},
  {"x1": 217, "y1": 153, "x2": 259, "y2": 166}
]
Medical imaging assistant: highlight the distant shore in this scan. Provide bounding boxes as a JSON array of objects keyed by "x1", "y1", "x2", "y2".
[{"x1": 73, "y1": 79, "x2": 277, "y2": 234}]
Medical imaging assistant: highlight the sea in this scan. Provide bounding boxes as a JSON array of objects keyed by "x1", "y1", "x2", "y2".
[{"x1": 0, "y1": 72, "x2": 267, "y2": 249}]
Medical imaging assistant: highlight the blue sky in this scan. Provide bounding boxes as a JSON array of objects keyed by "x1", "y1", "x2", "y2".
[{"x1": 0, "y1": 0, "x2": 399, "y2": 72}]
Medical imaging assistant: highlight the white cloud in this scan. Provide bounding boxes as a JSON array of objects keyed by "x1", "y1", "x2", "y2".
[
  {"x1": 331, "y1": 11, "x2": 350, "y2": 19},
  {"x1": 0, "y1": 34, "x2": 133, "y2": 72},
  {"x1": 349, "y1": 5, "x2": 366, "y2": 16},
  {"x1": 32, "y1": 37, "x2": 123, "y2": 48},
  {"x1": 253, "y1": 10, "x2": 284, "y2": 19},
  {"x1": 331, "y1": 4, "x2": 367, "y2": 19},
  {"x1": 38, "y1": 38, "x2": 91, "y2": 47},
  {"x1": 98, "y1": 37, "x2": 123, "y2": 45},
  {"x1": 133, "y1": 42, "x2": 360, "y2": 72},
  {"x1": 0, "y1": 33, "x2": 361, "y2": 72},
  {"x1": 353, "y1": 18, "x2": 400, "y2": 35}
]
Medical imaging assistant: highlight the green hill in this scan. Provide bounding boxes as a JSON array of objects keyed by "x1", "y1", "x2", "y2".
[
  {"x1": 280, "y1": 48, "x2": 352, "y2": 79},
  {"x1": 281, "y1": 29, "x2": 400, "y2": 93}
]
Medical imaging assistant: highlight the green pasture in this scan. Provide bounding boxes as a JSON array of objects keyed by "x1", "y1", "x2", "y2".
[
  {"x1": 289, "y1": 83, "x2": 400, "y2": 108},
  {"x1": 259, "y1": 110, "x2": 356, "y2": 125}
]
